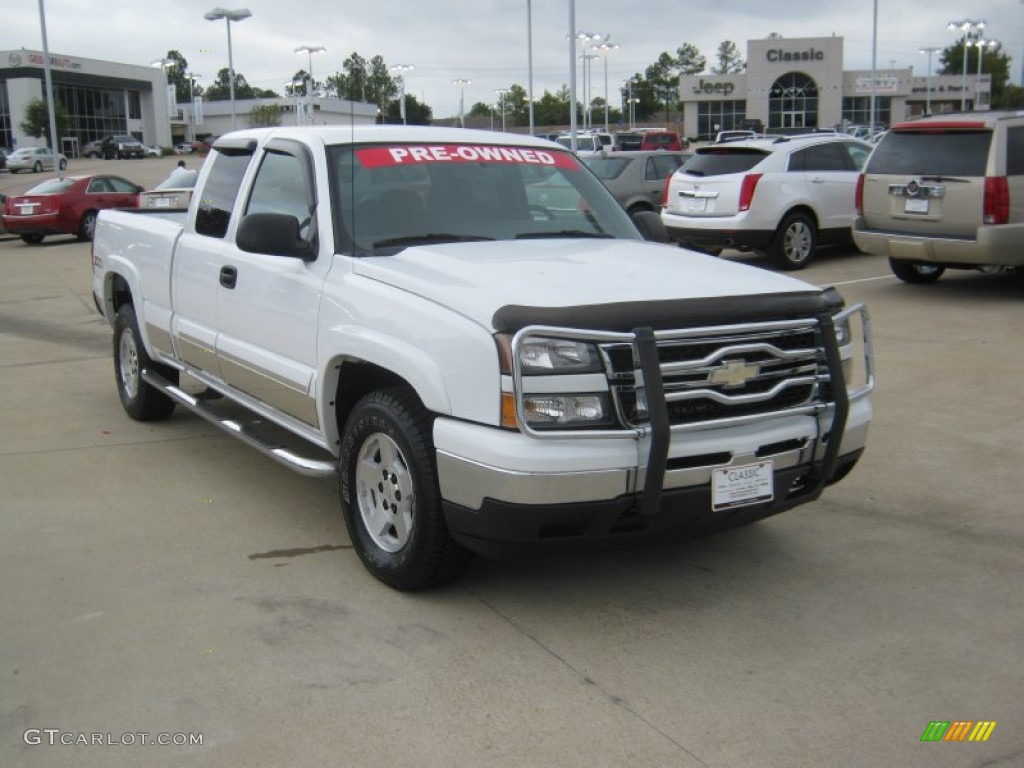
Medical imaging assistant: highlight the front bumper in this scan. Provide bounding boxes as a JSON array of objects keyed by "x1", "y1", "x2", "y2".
[{"x1": 442, "y1": 449, "x2": 864, "y2": 558}]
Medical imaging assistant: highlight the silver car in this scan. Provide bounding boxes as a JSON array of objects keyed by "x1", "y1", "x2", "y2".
[
  {"x1": 6, "y1": 147, "x2": 68, "y2": 174},
  {"x1": 583, "y1": 150, "x2": 691, "y2": 215}
]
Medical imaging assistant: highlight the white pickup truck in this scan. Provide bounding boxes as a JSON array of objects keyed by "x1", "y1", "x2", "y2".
[{"x1": 92, "y1": 126, "x2": 874, "y2": 590}]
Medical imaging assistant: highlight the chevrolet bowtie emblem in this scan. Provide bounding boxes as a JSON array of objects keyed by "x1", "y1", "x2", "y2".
[{"x1": 708, "y1": 359, "x2": 760, "y2": 388}]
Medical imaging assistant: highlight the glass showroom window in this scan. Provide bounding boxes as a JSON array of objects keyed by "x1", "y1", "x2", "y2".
[{"x1": 768, "y1": 73, "x2": 818, "y2": 131}]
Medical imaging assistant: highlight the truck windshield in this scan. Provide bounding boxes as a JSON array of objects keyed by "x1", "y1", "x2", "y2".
[{"x1": 328, "y1": 143, "x2": 640, "y2": 255}]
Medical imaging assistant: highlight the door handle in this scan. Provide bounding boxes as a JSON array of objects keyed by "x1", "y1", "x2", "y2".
[{"x1": 220, "y1": 265, "x2": 237, "y2": 289}]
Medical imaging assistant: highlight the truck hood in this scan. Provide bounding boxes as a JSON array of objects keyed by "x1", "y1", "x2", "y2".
[{"x1": 351, "y1": 239, "x2": 830, "y2": 332}]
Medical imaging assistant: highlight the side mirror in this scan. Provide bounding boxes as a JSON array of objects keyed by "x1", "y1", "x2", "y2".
[
  {"x1": 631, "y1": 210, "x2": 670, "y2": 244},
  {"x1": 236, "y1": 212, "x2": 316, "y2": 260}
]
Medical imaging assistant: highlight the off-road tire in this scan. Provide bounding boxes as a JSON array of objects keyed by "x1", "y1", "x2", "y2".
[
  {"x1": 339, "y1": 387, "x2": 473, "y2": 590},
  {"x1": 113, "y1": 305, "x2": 176, "y2": 421}
]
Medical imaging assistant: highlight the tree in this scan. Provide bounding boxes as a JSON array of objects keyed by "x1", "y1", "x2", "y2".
[
  {"x1": 939, "y1": 40, "x2": 1013, "y2": 108},
  {"x1": 161, "y1": 50, "x2": 203, "y2": 103},
  {"x1": 246, "y1": 103, "x2": 283, "y2": 127},
  {"x1": 674, "y1": 43, "x2": 707, "y2": 76},
  {"x1": 385, "y1": 93, "x2": 432, "y2": 125},
  {"x1": 328, "y1": 52, "x2": 370, "y2": 101},
  {"x1": 19, "y1": 98, "x2": 70, "y2": 145},
  {"x1": 204, "y1": 67, "x2": 254, "y2": 100},
  {"x1": 366, "y1": 55, "x2": 398, "y2": 112},
  {"x1": 712, "y1": 41, "x2": 745, "y2": 75}
]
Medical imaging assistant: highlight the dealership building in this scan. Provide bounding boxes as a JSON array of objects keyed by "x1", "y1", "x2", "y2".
[
  {"x1": 678, "y1": 36, "x2": 990, "y2": 138},
  {"x1": 1, "y1": 49, "x2": 377, "y2": 155}
]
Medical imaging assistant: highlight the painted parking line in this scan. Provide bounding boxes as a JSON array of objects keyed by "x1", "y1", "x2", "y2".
[{"x1": 823, "y1": 274, "x2": 896, "y2": 287}]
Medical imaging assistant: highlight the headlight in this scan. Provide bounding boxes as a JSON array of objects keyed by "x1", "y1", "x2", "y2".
[
  {"x1": 523, "y1": 393, "x2": 612, "y2": 428},
  {"x1": 519, "y1": 337, "x2": 601, "y2": 373}
]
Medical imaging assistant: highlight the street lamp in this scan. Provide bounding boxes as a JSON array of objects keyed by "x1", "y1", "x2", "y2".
[
  {"x1": 526, "y1": 0, "x2": 535, "y2": 133},
  {"x1": 452, "y1": 78, "x2": 471, "y2": 127},
  {"x1": 294, "y1": 45, "x2": 326, "y2": 96},
  {"x1": 948, "y1": 19, "x2": 985, "y2": 110},
  {"x1": 151, "y1": 57, "x2": 175, "y2": 144},
  {"x1": 595, "y1": 42, "x2": 620, "y2": 133},
  {"x1": 575, "y1": 32, "x2": 606, "y2": 130},
  {"x1": 495, "y1": 89, "x2": 509, "y2": 132},
  {"x1": 973, "y1": 38, "x2": 1000, "y2": 110},
  {"x1": 390, "y1": 64, "x2": 413, "y2": 124},
  {"x1": 919, "y1": 47, "x2": 941, "y2": 114},
  {"x1": 204, "y1": 7, "x2": 252, "y2": 131},
  {"x1": 186, "y1": 73, "x2": 201, "y2": 141}
]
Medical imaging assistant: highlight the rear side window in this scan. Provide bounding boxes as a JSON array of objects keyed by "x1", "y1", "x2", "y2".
[
  {"x1": 682, "y1": 149, "x2": 768, "y2": 177},
  {"x1": 790, "y1": 143, "x2": 847, "y2": 172},
  {"x1": 195, "y1": 150, "x2": 253, "y2": 238},
  {"x1": 646, "y1": 154, "x2": 685, "y2": 180},
  {"x1": 582, "y1": 157, "x2": 631, "y2": 179},
  {"x1": 26, "y1": 179, "x2": 74, "y2": 194},
  {"x1": 1006, "y1": 126, "x2": 1024, "y2": 176},
  {"x1": 866, "y1": 130, "x2": 992, "y2": 176}
]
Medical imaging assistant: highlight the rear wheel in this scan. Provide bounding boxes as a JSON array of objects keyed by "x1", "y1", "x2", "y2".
[
  {"x1": 890, "y1": 259, "x2": 944, "y2": 284},
  {"x1": 769, "y1": 212, "x2": 816, "y2": 270},
  {"x1": 78, "y1": 211, "x2": 98, "y2": 242},
  {"x1": 58, "y1": 158, "x2": 67, "y2": 171},
  {"x1": 20, "y1": 233, "x2": 45, "y2": 244},
  {"x1": 339, "y1": 387, "x2": 473, "y2": 590},
  {"x1": 113, "y1": 305, "x2": 177, "y2": 421},
  {"x1": 33, "y1": 161, "x2": 42, "y2": 173}
]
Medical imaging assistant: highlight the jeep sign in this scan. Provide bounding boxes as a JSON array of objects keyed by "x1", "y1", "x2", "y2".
[{"x1": 692, "y1": 80, "x2": 736, "y2": 97}]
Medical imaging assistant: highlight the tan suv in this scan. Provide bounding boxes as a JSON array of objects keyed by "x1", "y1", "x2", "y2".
[{"x1": 853, "y1": 111, "x2": 1024, "y2": 283}]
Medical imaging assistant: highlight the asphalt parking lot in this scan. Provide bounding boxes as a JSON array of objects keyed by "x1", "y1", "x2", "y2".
[{"x1": 2, "y1": 158, "x2": 1022, "y2": 767}]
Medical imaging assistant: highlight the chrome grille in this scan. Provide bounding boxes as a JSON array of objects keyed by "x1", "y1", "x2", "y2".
[{"x1": 602, "y1": 325, "x2": 828, "y2": 429}]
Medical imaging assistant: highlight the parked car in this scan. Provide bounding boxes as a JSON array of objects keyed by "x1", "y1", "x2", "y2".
[
  {"x1": 583, "y1": 150, "x2": 691, "y2": 215},
  {"x1": 83, "y1": 139, "x2": 105, "y2": 158},
  {"x1": 5, "y1": 147, "x2": 68, "y2": 174},
  {"x1": 640, "y1": 131, "x2": 687, "y2": 151},
  {"x1": 142, "y1": 145, "x2": 163, "y2": 158},
  {"x1": 611, "y1": 132, "x2": 643, "y2": 151},
  {"x1": 0, "y1": 147, "x2": 10, "y2": 171},
  {"x1": 715, "y1": 130, "x2": 759, "y2": 143},
  {"x1": 174, "y1": 143, "x2": 194, "y2": 154},
  {"x1": 137, "y1": 169, "x2": 199, "y2": 209},
  {"x1": 661, "y1": 134, "x2": 873, "y2": 268},
  {"x1": 2, "y1": 174, "x2": 143, "y2": 243},
  {"x1": 853, "y1": 110, "x2": 1024, "y2": 283},
  {"x1": 190, "y1": 136, "x2": 217, "y2": 154},
  {"x1": 554, "y1": 131, "x2": 612, "y2": 155},
  {"x1": 0, "y1": 194, "x2": 6, "y2": 233},
  {"x1": 101, "y1": 134, "x2": 145, "y2": 160}
]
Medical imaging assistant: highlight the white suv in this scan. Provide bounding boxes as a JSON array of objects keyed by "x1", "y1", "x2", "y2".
[{"x1": 661, "y1": 134, "x2": 873, "y2": 269}]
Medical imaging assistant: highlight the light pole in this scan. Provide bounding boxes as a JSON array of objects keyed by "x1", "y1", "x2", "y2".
[
  {"x1": 973, "y1": 38, "x2": 999, "y2": 110},
  {"x1": 526, "y1": 0, "x2": 535, "y2": 134},
  {"x1": 151, "y1": 57, "x2": 175, "y2": 144},
  {"x1": 575, "y1": 32, "x2": 604, "y2": 131},
  {"x1": 948, "y1": 20, "x2": 985, "y2": 110},
  {"x1": 187, "y1": 73, "x2": 201, "y2": 141},
  {"x1": 595, "y1": 42, "x2": 620, "y2": 133},
  {"x1": 869, "y1": 0, "x2": 877, "y2": 134},
  {"x1": 452, "y1": 78, "x2": 471, "y2": 127},
  {"x1": 294, "y1": 45, "x2": 326, "y2": 96},
  {"x1": 204, "y1": 7, "x2": 251, "y2": 131},
  {"x1": 919, "y1": 47, "x2": 941, "y2": 114},
  {"x1": 495, "y1": 89, "x2": 509, "y2": 132},
  {"x1": 390, "y1": 64, "x2": 413, "y2": 124}
]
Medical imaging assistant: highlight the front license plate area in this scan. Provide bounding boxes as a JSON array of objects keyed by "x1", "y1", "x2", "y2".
[
  {"x1": 712, "y1": 461, "x2": 774, "y2": 512},
  {"x1": 904, "y1": 198, "x2": 929, "y2": 214}
]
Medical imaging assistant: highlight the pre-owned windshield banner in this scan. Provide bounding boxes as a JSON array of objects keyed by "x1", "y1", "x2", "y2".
[{"x1": 355, "y1": 145, "x2": 579, "y2": 170}]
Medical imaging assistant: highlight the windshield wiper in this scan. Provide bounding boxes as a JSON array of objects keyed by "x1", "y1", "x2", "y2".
[
  {"x1": 373, "y1": 233, "x2": 495, "y2": 248},
  {"x1": 515, "y1": 230, "x2": 613, "y2": 239}
]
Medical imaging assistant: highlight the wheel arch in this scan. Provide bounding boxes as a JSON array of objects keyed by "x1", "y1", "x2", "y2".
[
  {"x1": 778, "y1": 204, "x2": 819, "y2": 232},
  {"x1": 322, "y1": 359, "x2": 429, "y2": 456}
]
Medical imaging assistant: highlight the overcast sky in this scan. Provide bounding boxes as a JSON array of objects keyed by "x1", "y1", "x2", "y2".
[{"x1": 4, "y1": 0, "x2": 1023, "y2": 119}]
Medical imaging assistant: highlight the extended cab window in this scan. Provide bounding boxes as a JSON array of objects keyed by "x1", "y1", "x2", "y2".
[{"x1": 195, "y1": 150, "x2": 253, "y2": 238}]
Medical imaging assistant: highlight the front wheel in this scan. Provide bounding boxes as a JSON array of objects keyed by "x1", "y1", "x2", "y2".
[
  {"x1": 769, "y1": 212, "x2": 816, "y2": 270},
  {"x1": 113, "y1": 305, "x2": 176, "y2": 421},
  {"x1": 33, "y1": 161, "x2": 42, "y2": 173},
  {"x1": 58, "y1": 159, "x2": 67, "y2": 171},
  {"x1": 890, "y1": 259, "x2": 944, "y2": 284},
  {"x1": 339, "y1": 387, "x2": 472, "y2": 590}
]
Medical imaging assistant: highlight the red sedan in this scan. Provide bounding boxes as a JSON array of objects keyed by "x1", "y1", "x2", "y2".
[{"x1": 2, "y1": 174, "x2": 143, "y2": 244}]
